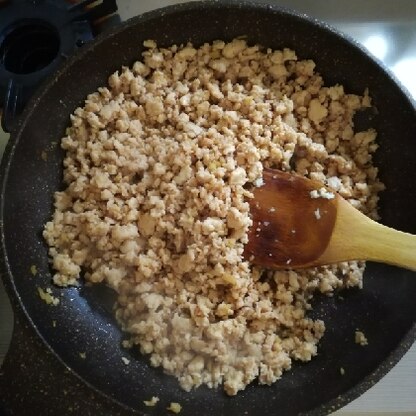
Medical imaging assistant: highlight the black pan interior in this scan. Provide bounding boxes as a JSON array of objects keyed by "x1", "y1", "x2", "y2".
[{"x1": 1, "y1": 2, "x2": 416, "y2": 415}]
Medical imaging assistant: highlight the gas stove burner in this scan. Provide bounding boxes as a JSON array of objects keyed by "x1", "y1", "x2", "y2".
[
  {"x1": 0, "y1": 19, "x2": 60, "y2": 75},
  {"x1": 0, "y1": 0, "x2": 120, "y2": 132}
]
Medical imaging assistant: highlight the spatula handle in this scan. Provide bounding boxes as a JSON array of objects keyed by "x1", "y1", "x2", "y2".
[
  {"x1": 360, "y1": 221, "x2": 416, "y2": 271},
  {"x1": 330, "y1": 199, "x2": 416, "y2": 271},
  {"x1": 333, "y1": 200, "x2": 416, "y2": 271}
]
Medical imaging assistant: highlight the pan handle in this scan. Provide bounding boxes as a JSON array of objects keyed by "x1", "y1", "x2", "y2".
[{"x1": 1, "y1": 80, "x2": 23, "y2": 133}]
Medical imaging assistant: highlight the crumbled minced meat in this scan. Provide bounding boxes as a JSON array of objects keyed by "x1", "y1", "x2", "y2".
[
  {"x1": 310, "y1": 187, "x2": 335, "y2": 200},
  {"x1": 144, "y1": 396, "x2": 159, "y2": 407},
  {"x1": 43, "y1": 39, "x2": 384, "y2": 395},
  {"x1": 121, "y1": 356, "x2": 130, "y2": 365},
  {"x1": 167, "y1": 402, "x2": 182, "y2": 414},
  {"x1": 355, "y1": 330, "x2": 369, "y2": 346}
]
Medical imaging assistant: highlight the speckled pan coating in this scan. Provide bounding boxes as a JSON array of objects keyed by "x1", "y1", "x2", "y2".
[{"x1": 1, "y1": 1, "x2": 416, "y2": 415}]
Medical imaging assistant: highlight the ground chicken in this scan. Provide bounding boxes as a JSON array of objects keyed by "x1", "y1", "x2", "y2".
[
  {"x1": 355, "y1": 330, "x2": 369, "y2": 346},
  {"x1": 43, "y1": 39, "x2": 384, "y2": 396}
]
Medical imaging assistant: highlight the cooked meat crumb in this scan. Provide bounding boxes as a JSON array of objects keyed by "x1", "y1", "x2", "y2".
[
  {"x1": 121, "y1": 356, "x2": 130, "y2": 365},
  {"x1": 310, "y1": 187, "x2": 335, "y2": 200},
  {"x1": 143, "y1": 396, "x2": 160, "y2": 407},
  {"x1": 167, "y1": 402, "x2": 182, "y2": 414},
  {"x1": 44, "y1": 39, "x2": 383, "y2": 395},
  {"x1": 122, "y1": 339, "x2": 133, "y2": 349},
  {"x1": 355, "y1": 330, "x2": 368, "y2": 346}
]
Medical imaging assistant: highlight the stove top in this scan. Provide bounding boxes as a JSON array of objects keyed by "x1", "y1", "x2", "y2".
[{"x1": 0, "y1": 0, "x2": 120, "y2": 131}]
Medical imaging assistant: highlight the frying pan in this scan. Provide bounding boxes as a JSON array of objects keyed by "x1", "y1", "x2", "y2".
[{"x1": 1, "y1": 1, "x2": 416, "y2": 415}]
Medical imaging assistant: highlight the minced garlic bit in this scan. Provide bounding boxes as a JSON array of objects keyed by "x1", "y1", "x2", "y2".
[
  {"x1": 340, "y1": 367, "x2": 345, "y2": 375},
  {"x1": 314, "y1": 208, "x2": 321, "y2": 220},
  {"x1": 121, "y1": 356, "x2": 130, "y2": 365},
  {"x1": 43, "y1": 38, "x2": 383, "y2": 396},
  {"x1": 167, "y1": 402, "x2": 182, "y2": 414},
  {"x1": 143, "y1": 396, "x2": 160, "y2": 407},
  {"x1": 30, "y1": 265, "x2": 38, "y2": 276},
  {"x1": 37, "y1": 287, "x2": 60, "y2": 306},
  {"x1": 310, "y1": 187, "x2": 335, "y2": 200},
  {"x1": 79, "y1": 352, "x2": 86, "y2": 359},
  {"x1": 355, "y1": 330, "x2": 368, "y2": 346}
]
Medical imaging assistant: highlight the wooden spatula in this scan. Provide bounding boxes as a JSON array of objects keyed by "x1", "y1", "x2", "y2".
[{"x1": 244, "y1": 168, "x2": 416, "y2": 271}]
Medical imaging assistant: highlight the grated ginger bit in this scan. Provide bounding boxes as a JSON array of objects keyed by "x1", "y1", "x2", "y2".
[
  {"x1": 144, "y1": 396, "x2": 160, "y2": 407},
  {"x1": 30, "y1": 265, "x2": 37, "y2": 276},
  {"x1": 208, "y1": 161, "x2": 219, "y2": 171},
  {"x1": 37, "y1": 287, "x2": 60, "y2": 306},
  {"x1": 225, "y1": 239, "x2": 235, "y2": 248},
  {"x1": 222, "y1": 273, "x2": 237, "y2": 285},
  {"x1": 167, "y1": 402, "x2": 182, "y2": 414}
]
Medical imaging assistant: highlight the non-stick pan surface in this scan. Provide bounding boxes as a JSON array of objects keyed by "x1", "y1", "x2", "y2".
[{"x1": 1, "y1": 1, "x2": 416, "y2": 415}]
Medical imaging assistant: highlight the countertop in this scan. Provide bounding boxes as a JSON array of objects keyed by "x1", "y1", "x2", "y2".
[{"x1": 1, "y1": 0, "x2": 416, "y2": 415}]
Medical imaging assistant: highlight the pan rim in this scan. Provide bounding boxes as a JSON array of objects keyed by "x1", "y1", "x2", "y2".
[{"x1": 1, "y1": 1, "x2": 416, "y2": 415}]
